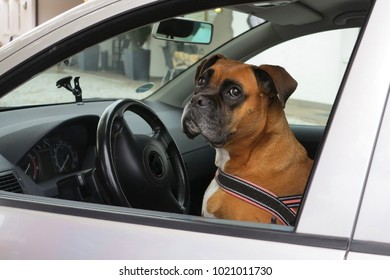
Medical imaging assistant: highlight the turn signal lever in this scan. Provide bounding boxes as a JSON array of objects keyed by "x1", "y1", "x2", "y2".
[{"x1": 56, "y1": 76, "x2": 83, "y2": 103}]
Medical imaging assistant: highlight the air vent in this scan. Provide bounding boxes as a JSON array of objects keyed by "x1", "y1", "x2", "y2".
[{"x1": 0, "y1": 172, "x2": 23, "y2": 193}]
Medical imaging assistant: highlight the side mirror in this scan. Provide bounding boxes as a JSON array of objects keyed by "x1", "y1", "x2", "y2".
[{"x1": 152, "y1": 18, "x2": 213, "y2": 45}]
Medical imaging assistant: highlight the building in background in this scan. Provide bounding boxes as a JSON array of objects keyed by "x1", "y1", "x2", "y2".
[{"x1": 0, "y1": 0, "x2": 84, "y2": 47}]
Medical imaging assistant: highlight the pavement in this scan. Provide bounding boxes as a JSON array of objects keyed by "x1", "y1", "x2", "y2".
[{"x1": 285, "y1": 99, "x2": 331, "y2": 126}]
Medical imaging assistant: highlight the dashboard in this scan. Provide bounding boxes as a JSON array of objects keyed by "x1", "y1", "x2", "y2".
[{"x1": 17, "y1": 123, "x2": 96, "y2": 183}]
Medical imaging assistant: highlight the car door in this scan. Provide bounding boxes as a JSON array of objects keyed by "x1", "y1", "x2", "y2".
[{"x1": 0, "y1": 0, "x2": 387, "y2": 260}]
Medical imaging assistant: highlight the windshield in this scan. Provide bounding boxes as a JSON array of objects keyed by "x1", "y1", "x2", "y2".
[{"x1": 0, "y1": 9, "x2": 262, "y2": 107}]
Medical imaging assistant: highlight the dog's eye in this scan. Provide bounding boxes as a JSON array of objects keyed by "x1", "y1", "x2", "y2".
[
  {"x1": 228, "y1": 86, "x2": 242, "y2": 99},
  {"x1": 197, "y1": 77, "x2": 206, "y2": 87}
]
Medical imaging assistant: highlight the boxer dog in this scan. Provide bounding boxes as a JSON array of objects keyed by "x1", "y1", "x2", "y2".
[{"x1": 181, "y1": 54, "x2": 313, "y2": 225}]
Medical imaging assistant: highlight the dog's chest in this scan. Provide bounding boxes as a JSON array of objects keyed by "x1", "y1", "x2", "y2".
[
  {"x1": 201, "y1": 178, "x2": 220, "y2": 217},
  {"x1": 202, "y1": 148, "x2": 230, "y2": 217}
]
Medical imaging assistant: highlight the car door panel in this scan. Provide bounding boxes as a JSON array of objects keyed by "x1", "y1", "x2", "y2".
[
  {"x1": 0, "y1": 201, "x2": 348, "y2": 259},
  {"x1": 348, "y1": 83, "x2": 390, "y2": 258}
]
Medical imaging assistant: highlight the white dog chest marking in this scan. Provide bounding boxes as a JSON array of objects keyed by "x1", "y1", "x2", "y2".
[{"x1": 202, "y1": 148, "x2": 230, "y2": 218}]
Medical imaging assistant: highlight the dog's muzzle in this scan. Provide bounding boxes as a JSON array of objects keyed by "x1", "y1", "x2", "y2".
[{"x1": 181, "y1": 94, "x2": 228, "y2": 147}]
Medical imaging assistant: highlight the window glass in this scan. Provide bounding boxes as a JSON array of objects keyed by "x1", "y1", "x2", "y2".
[{"x1": 247, "y1": 28, "x2": 359, "y2": 126}]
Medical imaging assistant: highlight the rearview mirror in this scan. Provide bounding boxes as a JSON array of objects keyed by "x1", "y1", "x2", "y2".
[{"x1": 152, "y1": 18, "x2": 213, "y2": 45}]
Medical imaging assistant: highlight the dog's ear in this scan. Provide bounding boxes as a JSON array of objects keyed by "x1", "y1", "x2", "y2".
[
  {"x1": 195, "y1": 54, "x2": 225, "y2": 83},
  {"x1": 253, "y1": 65, "x2": 297, "y2": 108}
]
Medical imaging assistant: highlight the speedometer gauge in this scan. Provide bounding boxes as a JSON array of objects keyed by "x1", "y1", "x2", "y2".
[
  {"x1": 20, "y1": 153, "x2": 39, "y2": 181},
  {"x1": 52, "y1": 140, "x2": 79, "y2": 174}
]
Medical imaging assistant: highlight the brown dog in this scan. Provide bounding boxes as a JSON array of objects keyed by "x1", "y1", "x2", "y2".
[{"x1": 181, "y1": 54, "x2": 313, "y2": 225}]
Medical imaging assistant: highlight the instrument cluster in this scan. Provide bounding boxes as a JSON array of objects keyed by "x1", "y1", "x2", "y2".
[{"x1": 18, "y1": 123, "x2": 95, "y2": 183}]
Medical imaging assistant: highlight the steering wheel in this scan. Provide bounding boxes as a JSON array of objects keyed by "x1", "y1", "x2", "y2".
[{"x1": 96, "y1": 99, "x2": 190, "y2": 214}]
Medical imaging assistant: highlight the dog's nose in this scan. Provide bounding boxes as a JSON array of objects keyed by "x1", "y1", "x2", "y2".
[{"x1": 193, "y1": 95, "x2": 210, "y2": 107}]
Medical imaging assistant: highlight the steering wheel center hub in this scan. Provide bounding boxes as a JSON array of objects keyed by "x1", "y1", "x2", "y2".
[{"x1": 148, "y1": 151, "x2": 164, "y2": 178}]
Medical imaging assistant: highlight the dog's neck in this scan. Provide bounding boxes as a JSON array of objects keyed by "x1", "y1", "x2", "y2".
[
  {"x1": 215, "y1": 112, "x2": 310, "y2": 196},
  {"x1": 223, "y1": 108, "x2": 293, "y2": 167}
]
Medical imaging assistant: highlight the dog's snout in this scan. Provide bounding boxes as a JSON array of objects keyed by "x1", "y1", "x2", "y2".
[
  {"x1": 193, "y1": 95, "x2": 211, "y2": 107},
  {"x1": 197, "y1": 96, "x2": 208, "y2": 107}
]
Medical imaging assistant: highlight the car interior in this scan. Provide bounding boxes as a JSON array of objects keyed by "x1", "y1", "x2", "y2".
[{"x1": 0, "y1": 0, "x2": 371, "y2": 224}]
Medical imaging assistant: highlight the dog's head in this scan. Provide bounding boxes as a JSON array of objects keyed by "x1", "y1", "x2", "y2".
[{"x1": 181, "y1": 54, "x2": 297, "y2": 147}]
